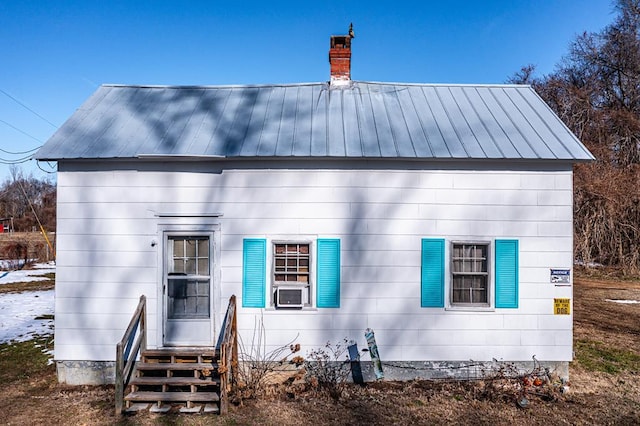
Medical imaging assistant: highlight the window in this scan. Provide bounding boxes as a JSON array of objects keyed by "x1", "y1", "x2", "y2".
[
  {"x1": 272, "y1": 242, "x2": 311, "y2": 307},
  {"x1": 421, "y1": 238, "x2": 518, "y2": 309},
  {"x1": 451, "y1": 242, "x2": 489, "y2": 305},
  {"x1": 242, "y1": 238, "x2": 341, "y2": 309},
  {"x1": 167, "y1": 236, "x2": 210, "y2": 319}
]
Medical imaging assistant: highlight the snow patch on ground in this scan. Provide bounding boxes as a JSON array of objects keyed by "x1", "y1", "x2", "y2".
[
  {"x1": 606, "y1": 299, "x2": 640, "y2": 304},
  {"x1": 0, "y1": 290, "x2": 54, "y2": 344},
  {"x1": 0, "y1": 263, "x2": 56, "y2": 361},
  {"x1": 0, "y1": 262, "x2": 56, "y2": 285}
]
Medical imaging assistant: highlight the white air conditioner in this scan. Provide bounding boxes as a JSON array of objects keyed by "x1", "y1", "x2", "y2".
[{"x1": 276, "y1": 286, "x2": 305, "y2": 308}]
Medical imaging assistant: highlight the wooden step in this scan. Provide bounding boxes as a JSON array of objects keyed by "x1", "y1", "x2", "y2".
[
  {"x1": 142, "y1": 349, "x2": 217, "y2": 357},
  {"x1": 130, "y1": 376, "x2": 219, "y2": 386},
  {"x1": 142, "y1": 355, "x2": 216, "y2": 363},
  {"x1": 125, "y1": 391, "x2": 220, "y2": 403},
  {"x1": 135, "y1": 362, "x2": 217, "y2": 371}
]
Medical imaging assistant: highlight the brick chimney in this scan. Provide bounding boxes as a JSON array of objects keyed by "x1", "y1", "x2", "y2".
[{"x1": 329, "y1": 24, "x2": 354, "y2": 85}]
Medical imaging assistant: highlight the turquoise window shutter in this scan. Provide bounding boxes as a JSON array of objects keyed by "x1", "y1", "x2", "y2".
[
  {"x1": 242, "y1": 239, "x2": 266, "y2": 308},
  {"x1": 316, "y1": 239, "x2": 340, "y2": 308},
  {"x1": 495, "y1": 239, "x2": 519, "y2": 308},
  {"x1": 421, "y1": 239, "x2": 445, "y2": 307}
]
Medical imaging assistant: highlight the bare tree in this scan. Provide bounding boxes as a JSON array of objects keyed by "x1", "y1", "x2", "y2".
[
  {"x1": 514, "y1": 0, "x2": 640, "y2": 273},
  {"x1": 0, "y1": 166, "x2": 56, "y2": 232}
]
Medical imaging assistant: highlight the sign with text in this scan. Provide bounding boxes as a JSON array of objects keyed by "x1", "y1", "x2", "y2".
[
  {"x1": 550, "y1": 269, "x2": 571, "y2": 285},
  {"x1": 554, "y1": 298, "x2": 571, "y2": 315}
]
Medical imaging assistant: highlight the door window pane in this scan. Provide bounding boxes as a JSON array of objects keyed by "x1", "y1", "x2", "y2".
[
  {"x1": 167, "y1": 278, "x2": 210, "y2": 318},
  {"x1": 167, "y1": 236, "x2": 211, "y2": 319}
]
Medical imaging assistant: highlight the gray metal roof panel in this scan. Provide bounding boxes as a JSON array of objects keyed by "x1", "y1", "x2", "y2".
[
  {"x1": 476, "y1": 87, "x2": 538, "y2": 159},
  {"x1": 35, "y1": 81, "x2": 595, "y2": 162}
]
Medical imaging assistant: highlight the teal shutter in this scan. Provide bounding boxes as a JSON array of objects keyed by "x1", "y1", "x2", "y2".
[
  {"x1": 495, "y1": 239, "x2": 519, "y2": 308},
  {"x1": 421, "y1": 239, "x2": 445, "y2": 308},
  {"x1": 242, "y1": 239, "x2": 266, "y2": 308},
  {"x1": 316, "y1": 239, "x2": 340, "y2": 308}
]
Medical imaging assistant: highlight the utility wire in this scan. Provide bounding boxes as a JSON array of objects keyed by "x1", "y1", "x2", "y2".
[
  {"x1": 37, "y1": 161, "x2": 56, "y2": 174},
  {"x1": 0, "y1": 118, "x2": 44, "y2": 143},
  {"x1": 0, "y1": 156, "x2": 32, "y2": 165},
  {"x1": 0, "y1": 145, "x2": 40, "y2": 155},
  {"x1": 0, "y1": 88, "x2": 58, "y2": 128}
]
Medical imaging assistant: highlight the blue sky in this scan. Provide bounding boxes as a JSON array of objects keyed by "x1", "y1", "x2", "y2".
[{"x1": 0, "y1": 0, "x2": 615, "y2": 181}]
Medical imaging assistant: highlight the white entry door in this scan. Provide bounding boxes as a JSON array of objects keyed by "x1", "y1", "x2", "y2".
[{"x1": 163, "y1": 234, "x2": 215, "y2": 346}]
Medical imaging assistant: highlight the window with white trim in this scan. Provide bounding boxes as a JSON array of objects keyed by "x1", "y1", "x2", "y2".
[
  {"x1": 451, "y1": 242, "x2": 490, "y2": 306},
  {"x1": 272, "y1": 242, "x2": 311, "y2": 308}
]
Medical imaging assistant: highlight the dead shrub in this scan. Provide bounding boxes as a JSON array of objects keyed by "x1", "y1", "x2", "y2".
[
  {"x1": 304, "y1": 339, "x2": 353, "y2": 401},
  {"x1": 233, "y1": 315, "x2": 302, "y2": 404},
  {"x1": 475, "y1": 358, "x2": 565, "y2": 407},
  {"x1": 1, "y1": 240, "x2": 28, "y2": 269}
]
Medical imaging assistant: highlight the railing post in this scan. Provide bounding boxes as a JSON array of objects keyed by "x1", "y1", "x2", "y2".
[
  {"x1": 115, "y1": 295, "x2": 147, "y2": 416},
  {"x1": 231, "y1": 295, "x2": 238, "y2": 385},
  {"x1": 220, "y1": 346, "x2": 228, "y2": 415},
  {"x1": 115, "y1": 342, "x2": 124, "y2": 415},
  {"x1": 140, "y1": 295, "x2": 147, "y2": 353},
  {"x1": 217, "y1": 295, "x2": 238, "y2": 415}
]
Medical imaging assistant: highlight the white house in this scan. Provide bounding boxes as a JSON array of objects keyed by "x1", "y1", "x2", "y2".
[{"x1": 35, "y1": 31, "x2": 593, "y2": 385}]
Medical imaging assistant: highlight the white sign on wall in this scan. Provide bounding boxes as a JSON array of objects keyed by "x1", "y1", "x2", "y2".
[{"x1": 550, "y1": 268, "x2": 571, "y2": 285}]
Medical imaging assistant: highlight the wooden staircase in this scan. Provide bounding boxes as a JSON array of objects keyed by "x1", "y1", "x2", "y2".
[
  {"x1": 115, "y1": 295, "x2": 238, "y2": 416},
  {"x1": 124, "y1": 348, "x2": 222, "y2": 413}
]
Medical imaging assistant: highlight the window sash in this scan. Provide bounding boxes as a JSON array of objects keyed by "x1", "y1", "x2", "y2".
[
  {"x1": 273, "y1": 243, "x2": 310, "y2": 284},
  {"x1": 272, "y1": 242, "x2": 311, "y2": 306},
  {"x1": 451, "y1": 242, "x2": 489, "y2": 306}
]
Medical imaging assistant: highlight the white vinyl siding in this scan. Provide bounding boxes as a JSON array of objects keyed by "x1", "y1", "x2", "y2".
[{"x1": 54, "y1": 160, "x2": 574, "y2": 363}]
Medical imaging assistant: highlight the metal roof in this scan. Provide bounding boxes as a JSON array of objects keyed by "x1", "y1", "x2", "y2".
[{"x1": 35, "y1": 81, "x2": 594, "y2": 162}]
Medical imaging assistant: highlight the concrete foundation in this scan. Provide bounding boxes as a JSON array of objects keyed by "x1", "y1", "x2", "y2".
[
  {"x1": 355, "y1": 360, "x2": 569, "y2": 382},
  {"x1": 56, "y1": 361, "x2": 116, "y2": 385},
  {"x1": 56, "y1": 358, "x2": 569, "y2": 386}
]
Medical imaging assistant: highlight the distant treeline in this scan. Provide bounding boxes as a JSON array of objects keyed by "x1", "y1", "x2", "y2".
[
  {"x1": 510, "y1": 0, "x2": 640, "y2": 273},
  {"x1": 0, "y1": 166, "x2": 55, "y2": 233}
]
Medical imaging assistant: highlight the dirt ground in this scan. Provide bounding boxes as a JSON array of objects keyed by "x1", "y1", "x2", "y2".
[{"x1": 2, "y1": 274, "x2": 639, "y2": 426}]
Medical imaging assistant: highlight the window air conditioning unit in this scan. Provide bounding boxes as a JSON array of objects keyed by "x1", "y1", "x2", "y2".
[{"x1": 276, "y1": 286, "x2": 304, "y2": 308}]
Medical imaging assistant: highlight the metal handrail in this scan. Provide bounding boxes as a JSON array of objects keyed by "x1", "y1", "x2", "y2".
[
  {"x1": 115, "y1": 295, "x2": 147, "y2": 415},
  {"x1": 216, "y1": 295, "x2": 238, "y2": 415}
]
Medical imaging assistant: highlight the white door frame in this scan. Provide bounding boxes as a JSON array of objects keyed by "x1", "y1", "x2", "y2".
[{"x1": 156, "y1": 221, "x2": 221, "y2": 347}]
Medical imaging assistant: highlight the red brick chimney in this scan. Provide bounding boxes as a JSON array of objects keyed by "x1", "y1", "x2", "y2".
[{"x1": 329, "y1": 24, "x2": 354, "y2": 85}]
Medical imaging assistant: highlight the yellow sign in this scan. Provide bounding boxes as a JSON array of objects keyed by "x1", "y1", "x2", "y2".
[{"x1": 554, "y1": 298, "x2": 571, "y2": 315}]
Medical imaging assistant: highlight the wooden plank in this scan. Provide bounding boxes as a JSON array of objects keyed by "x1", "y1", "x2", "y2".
[
  {"x1": 135, "y1": 362, "x2": 217, "y2": 371},
  {"x1": 125, "y1": 391, "x2": 220, "y2": 402},
  {"x1": 142, "y1": 349, "x2": 216, "y2": 357},
  {"x1": 130, "y1": 376, "x2": 220, "y2": 386}
]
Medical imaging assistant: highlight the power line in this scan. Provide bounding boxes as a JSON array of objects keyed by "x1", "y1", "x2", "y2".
[
  {"x1": 0, "y1": 155, "x2": 33, "y2": 165},
  {"x1": 37, "y1": 161, "x2": 56, "y2": 174},
  {"x1": 0, "y1": 88, "x2": 58, "y2": 128},
  {"x1": 0, "y1": 118, "x2": 44, "y2": 143},
  {"x1": 0, "y1": 145, "x2": 40, "y2": 155}
]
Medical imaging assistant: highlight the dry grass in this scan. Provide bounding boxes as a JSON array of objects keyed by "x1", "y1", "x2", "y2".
[
  {"x1": 0, "y1": 279, "x2": 54, "y2": 294},
  {"x1": 0, "y1": 231, "x2": 56, "y2": 265},
  {"x1": 1, "y1": 274, "x2": 639, "y2": 425}
]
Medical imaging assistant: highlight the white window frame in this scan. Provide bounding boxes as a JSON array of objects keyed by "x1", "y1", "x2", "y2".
[
  {"x1": 449, "y1": 240, "x2": 492, "y2": 308},
  {"x1": 271, "y1": 240, "x2": 313, "y2": 308}
]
